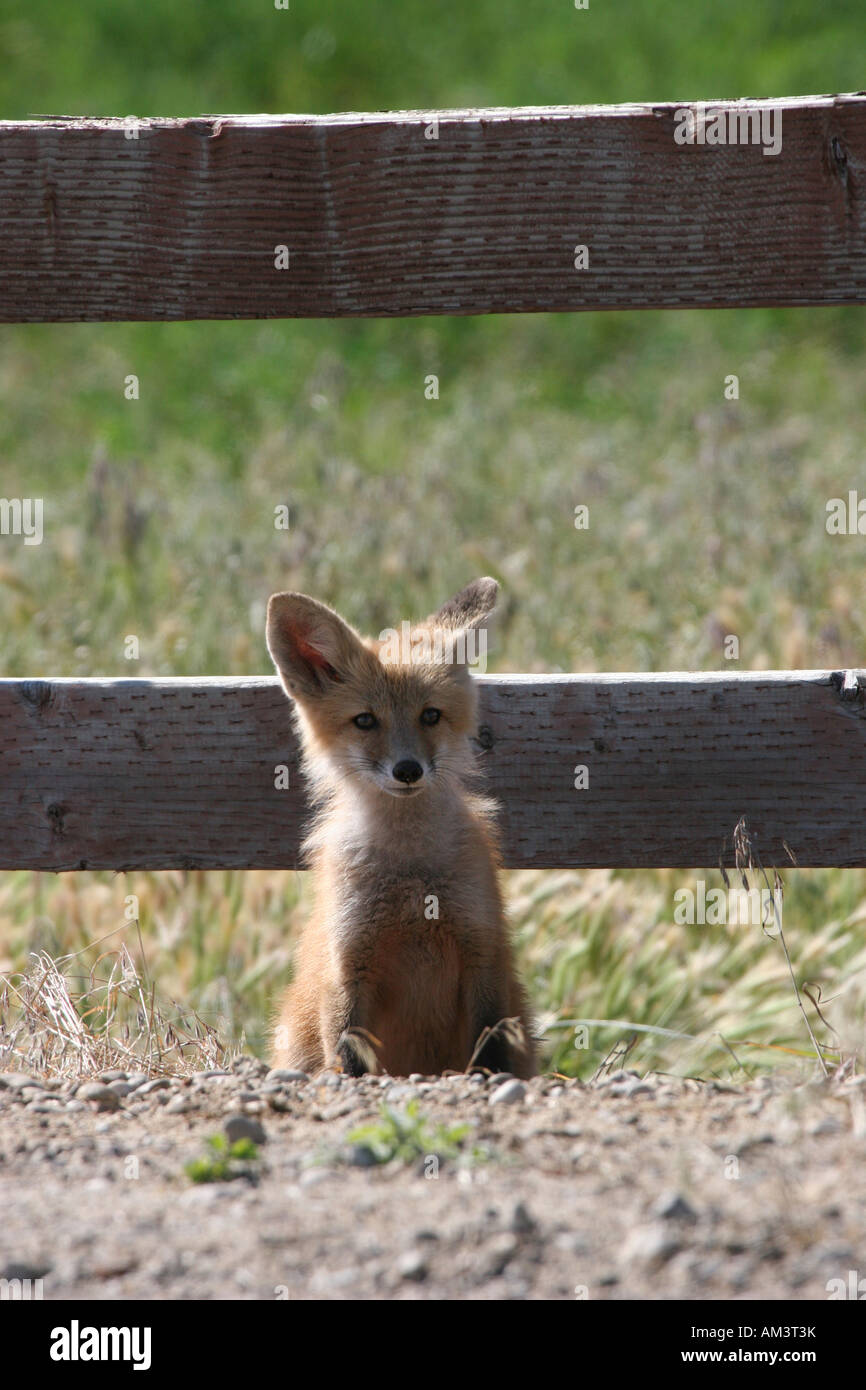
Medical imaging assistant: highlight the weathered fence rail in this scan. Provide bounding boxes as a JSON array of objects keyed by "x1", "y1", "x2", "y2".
[
  {"x1": 2, "y1": 671, "x2": 864, "y2": 871},
  {"x1": 0, "y1": 95, "x2": 865, "y2": 321},
  {"x1": 2, "y1": 97, "x2": 865, "y2": 874}
]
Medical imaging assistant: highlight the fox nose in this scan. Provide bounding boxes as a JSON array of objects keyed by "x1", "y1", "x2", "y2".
[{"x1": 392, "y1": 758, "x2": 423, "y2": 785}]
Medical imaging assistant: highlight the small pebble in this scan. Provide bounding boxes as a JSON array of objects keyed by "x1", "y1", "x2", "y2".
[
  {"x1": 809, "y1": 1116, "x2": 843, "y2": 1137},
  {"x1": 621, "y1": 1223, "x2": 681, "y2": 1267},
  {"x1": 509, "y1": 1201, "x2": 537, "y2": 1235},
  {"x1": 299, "y1": 1167, "x2": 332, "y2": 1188},
  {"x1": 78, "y1": 1083, "x2": 121, "y2": 1112},
  {"x1": 267, "y1": 1093, "x2": 293, "y2": 1113},
  {"x1": 489, "y1": 1079, "x2": 526, "y2": 1107},
  {"x1": 383, "y1": 1085, "x2": 413, "y2": 1105},
  {"x1": 137, "y1": 1078, "x2": 171, "y2": 1096},
  {"x1": 1, "y1": 1261, "x2": 51, "y2": 1281},
  {"x1": 609, "y1": 1079, "x2": 655, "y2": 1099},
  {"x1": 653, "y1": 1191, "x2": 698, "y2": 1224},
  {"x1": 396, "y1": 1249, "x2": 428, "y2": 1282},
  {"x1": 348, "y1": 1144, "x2": 379, "y2": 1168},
  {"x1": 224, "y1": 1113, "x2": 267, "y2": 1146}
]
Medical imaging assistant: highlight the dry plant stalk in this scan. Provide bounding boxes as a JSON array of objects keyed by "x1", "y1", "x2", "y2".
[
  {"x1": 0, "y1": 945, "x2": 232, "y2": 1080},
  {"x1": 723, "y1": 817, "x2": 830, "y2": 1078}
]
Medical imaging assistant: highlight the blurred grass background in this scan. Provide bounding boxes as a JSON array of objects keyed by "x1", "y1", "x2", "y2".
[{"x1": 1, "y1": 1, "x2": 865, "y2": 1077}]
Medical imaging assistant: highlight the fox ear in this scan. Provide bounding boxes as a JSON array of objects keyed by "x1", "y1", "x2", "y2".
[
  {"x1": 429, "y1": 576, "x2": 499, "y2": 631},
  {"x1": 266, "y1": 593, "x2": 364, "y2": 700}
]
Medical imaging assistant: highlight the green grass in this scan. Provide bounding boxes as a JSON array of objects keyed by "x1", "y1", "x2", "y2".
[
  {"x1": 185, "y1": 1132, "x2": 261, "y2": 1183},
  {"x1": 346, "y1": 1101, "x2": 472, "y2": 1166},
  {"x1": 1, "y1": 3, "x2": 865, "y2": 1081},
  {"x1": 2, "y1": 0, "x2": 864, "y2": 118}
]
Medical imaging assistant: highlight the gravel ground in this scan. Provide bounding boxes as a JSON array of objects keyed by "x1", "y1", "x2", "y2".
[{"x1": 1, "y1": 1059, "x2": 864, "y2": 1301}]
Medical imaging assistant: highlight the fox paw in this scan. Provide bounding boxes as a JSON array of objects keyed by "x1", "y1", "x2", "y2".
[{"x1": 335, "y1": 1027, "x2": 380, "y2": 1077}]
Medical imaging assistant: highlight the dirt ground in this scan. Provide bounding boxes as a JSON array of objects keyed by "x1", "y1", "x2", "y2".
[{"x1": 1, "y1": 1058, "x2": 864, "y2": 1302}]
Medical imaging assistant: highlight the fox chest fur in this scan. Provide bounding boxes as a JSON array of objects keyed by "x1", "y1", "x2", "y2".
[
  {"x1": 333, "y1": 846, "x2": 500, "y2": 979},
  {"x1": 276, "y1": 817, "x2": 528, "y2": 1077}
]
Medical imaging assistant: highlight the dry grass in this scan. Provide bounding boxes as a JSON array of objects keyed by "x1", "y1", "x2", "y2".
[
  {"x1": 1, "y1": 851, "x2": 864, "y2": 1082},
  {"x1": 0, "y1": 941, "x2": 235, "y2": 1080}
]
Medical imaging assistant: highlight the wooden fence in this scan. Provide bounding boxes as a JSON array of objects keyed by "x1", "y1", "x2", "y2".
[
  {"x1": 2, "y1": 671, "x2": 864, "y2": 870},
  {"x1": 0, "y1": 96, "x2": 864, "y2": 322},
  {"x1": 1, "y1": 97, "x2": 864, "y2": 870}
]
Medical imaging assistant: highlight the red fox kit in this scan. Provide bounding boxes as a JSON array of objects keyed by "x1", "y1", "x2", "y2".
[{"x1": 266, "y1": 577, "x2": 536, "y2": 1079}]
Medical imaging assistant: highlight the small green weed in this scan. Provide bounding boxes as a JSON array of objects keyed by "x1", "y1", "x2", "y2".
[
  {"x1": 347, "y1": 1100, "x2": 471, "y2": 1166},
  {"x1": 185, "y1": 1131, "x2": 260, "y2": 1183}
]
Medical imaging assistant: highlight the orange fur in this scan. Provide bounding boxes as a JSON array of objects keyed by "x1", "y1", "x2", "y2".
[{"x1": 265, "y1": 578, "x2": 536, "y2": 1079}]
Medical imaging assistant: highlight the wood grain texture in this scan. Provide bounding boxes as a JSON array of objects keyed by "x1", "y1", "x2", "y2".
[
  {"x1": 2, "y1": 671, "x2": 865, "y2": 871},
  {"x1": 0, "y1": 96, "x2": 864, "y2": 321}
]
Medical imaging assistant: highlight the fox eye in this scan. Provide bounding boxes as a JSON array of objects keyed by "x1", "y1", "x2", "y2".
[
  {"x1": 352, "y1": 712, "x2": 378, "y2": 730},
  {"x1": 419, "y1": 708, "x2": 441, "y2": 726}
]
